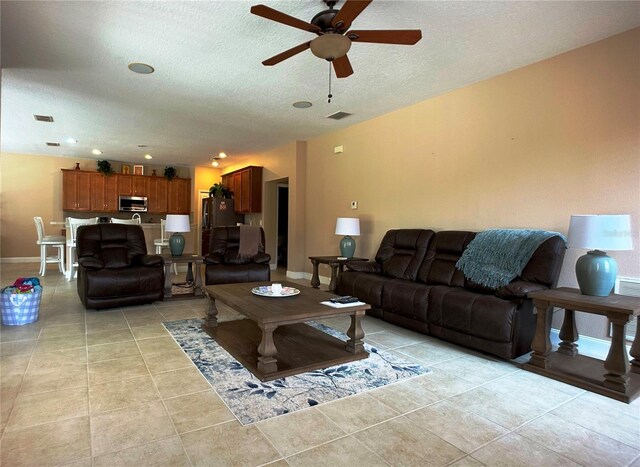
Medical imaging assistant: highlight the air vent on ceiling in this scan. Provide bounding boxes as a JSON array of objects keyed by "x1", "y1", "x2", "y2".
[
  {"x1": 34, "y1": 114, "x2": 54, "y2": 122},
  {"x1": 46, "y1": 142, "x2": 60, "y2": 147},
  {"x1": 326, "y1": 111, "x2": 352, "y2": 120}
]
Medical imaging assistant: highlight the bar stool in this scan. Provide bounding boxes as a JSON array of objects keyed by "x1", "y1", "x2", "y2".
[
  {"x1": 154, "y1": 219, "x2": 178, "y2": 275},
  {"x1": 67, "y1": 217, "x2": 98, "y2": 280},
  {"x1": 33, "y1": 217, "x2": 66, "y2": 276}
]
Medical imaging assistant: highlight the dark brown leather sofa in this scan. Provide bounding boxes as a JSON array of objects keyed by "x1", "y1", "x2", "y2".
[
  {"x1": 338, "y1": 229, "x2": 565, "y2": 359},
  {"x1": 204, "y1": 226, "x2": 271, "y2": 285},
  {"x1": 76, "y1": 224, "x2": 164, "y2": 310}
]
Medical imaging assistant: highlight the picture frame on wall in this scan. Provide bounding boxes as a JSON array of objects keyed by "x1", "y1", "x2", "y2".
[
  {"x1": 133, "y1": 165, "x2": 144, "y2": 175},
  {"x1": 121, "y1": 164, "x2": 131, "y2": 175}
]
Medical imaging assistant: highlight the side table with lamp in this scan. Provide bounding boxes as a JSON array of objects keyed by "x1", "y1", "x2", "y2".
[
  {"x1": 524, "y1": 214, "x2": 639, "y2": 402},
  {"x1": 163, "y1": 215, "x2": 204, "y2": 299}
]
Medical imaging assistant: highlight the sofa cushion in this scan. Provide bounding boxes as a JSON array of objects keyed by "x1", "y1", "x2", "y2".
[
  {"x1": 102, "y1": 247, "x2": 130, "y2": 269},
  {"x1": 418, "y1": 231, "x2": 475, "y2": 286},
  {"x1": 375, "y1": 229, "x2": 434, "y2": 280},
  {"x1": 380, "y1": 279, "x2": 432, "y2": 323},
  {"x1": 519, "y1": 236, "x2": 566, "y2": 286},
  {"x1": 428, "y1": 286, "x2": 519, "y2": 343},
  {"x1": 84, "y1": 267, "x2": 163, "y2": 299},
  {"x1": 337, "y1": 271, "x2": 386, "y2": 308}
]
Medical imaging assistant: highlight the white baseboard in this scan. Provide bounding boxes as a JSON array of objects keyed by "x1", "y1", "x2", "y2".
[{"x1": 0, "y1": 257, "x2": 40, "y2": 263}]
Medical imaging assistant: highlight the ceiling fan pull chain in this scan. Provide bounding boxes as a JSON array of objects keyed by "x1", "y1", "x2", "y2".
[{"x1": 328, "y1": 62, "x2": 333, "y2": 103}]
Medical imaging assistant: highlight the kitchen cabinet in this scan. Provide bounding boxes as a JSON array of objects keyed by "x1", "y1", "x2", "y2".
[
  {"x1": 148, "y1": 177, "x2": 168, "y2": 213},
  {"x1": 117, "y1": 175, "x2": 148, "y2": 197},
  {"x1": 62, "y1": 170, "x2": 92, "y2": 211},
  {"x1": 90, "y1": 173, "x2": 118, "y2": 211},
  {"x1": 221, "y1": 166, "x2": 262, "y2": 214},
  {"x1": 167, "y1": 178, "x2": 191, "y2": 214},
  {"x1": 62, "y1": 169, "x2": 191, "y2": 214}
]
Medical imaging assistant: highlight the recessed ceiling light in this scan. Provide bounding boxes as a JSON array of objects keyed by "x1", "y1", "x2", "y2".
[
  {"x1": 67, "y1": 138, "x2": 78, "y2": 144},
  {"x1": 92, "y1": 149, "x2": 102, "y2": 155},
  {"x1": 212, "y1": 160, "x2": 220, "y2": 168},
  {"x1": 218, "y1": 152, "x2": 227, "y2": 159},
  {"x1": 293, "y1": 101, "x2": 312, "y2": 109},
  {"x1": 144, "y1": 154, "x2": 152, "y2": 160},
  {"x1": 128, "y1": 63, "x2": 155, "y2": 74}
]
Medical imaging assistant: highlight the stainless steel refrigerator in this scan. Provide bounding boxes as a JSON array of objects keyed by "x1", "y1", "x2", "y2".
[{"x1": 201, "y1": 198, "x2": 243, "y2": 254}]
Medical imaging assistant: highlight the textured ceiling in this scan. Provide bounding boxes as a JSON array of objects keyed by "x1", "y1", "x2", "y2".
[{"x1": 1, "y1": 1, "x2": 639, "y2": 169}]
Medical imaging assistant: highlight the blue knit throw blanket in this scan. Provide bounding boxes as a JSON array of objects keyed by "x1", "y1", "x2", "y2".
[{"x1": 455, "y1": 229, "x2": 565, "y2": 289}]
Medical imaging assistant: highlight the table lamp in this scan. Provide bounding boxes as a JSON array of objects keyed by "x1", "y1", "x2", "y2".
[
  {"x1": 335, "y1": 217, "x2": 360, "y2": 259},
  {"x1": 165, "y1": 214, "x2": 190, "y2": 256},
  {"x1": 567, "y1": 214, "x2": 633, "y2": 296}
]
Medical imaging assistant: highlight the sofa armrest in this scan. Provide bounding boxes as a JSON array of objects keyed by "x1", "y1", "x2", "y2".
[
  {"x1": 496, "y1": 280, "x2": 548, "y2": 299},
  {"x1": 345, "y1": 261, "x2": 382, "y2": 273},
  {"x1": 78, "y1": 256, "x2": 105, "y2": 270},
  {"x1": 139, "y1": 254, "x2": 163, "y2": 267},
  {"x1": 204, "y1": 253, "x2": 224, "y2": 265},
  {"x1": 253, "y1": 252, "x2": 271, "y2": 264}
]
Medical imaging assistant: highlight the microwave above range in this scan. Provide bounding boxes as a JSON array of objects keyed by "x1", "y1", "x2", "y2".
[{"x1": 119, "y1": 196, "x2": 148, "y2": 212}]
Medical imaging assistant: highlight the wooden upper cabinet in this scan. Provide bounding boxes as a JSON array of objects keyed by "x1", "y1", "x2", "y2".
[
  {"x1": 62, "y1": 169, "x2": 190, "y2": 214},
  {"x1": 221, "y1": 166, "x2": 262, "y2": 214},
  {"x1": 90, "y1": 173, "x2": 118, "y2": 212},
  {"x1": 148, "y1": 177, "x2": 168, "y2": 213},
  {"x1": 167, "y1": 178, "x2": 191, "y2": 214},
  {"x1": 62, "y1": 170, "x2": 92, "y2": 211}
]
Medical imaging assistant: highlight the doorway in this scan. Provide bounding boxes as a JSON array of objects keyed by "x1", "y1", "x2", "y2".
[{"x1": 276, "y1": 184, "x2": 289, "y2": 267}]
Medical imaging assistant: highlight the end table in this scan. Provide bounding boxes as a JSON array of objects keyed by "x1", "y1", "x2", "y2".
[
  {"x1": 309, "y1": 256, "x2": 367, "y2": 293},
  {"x1": 163, "y1": 254, "x2": 204, "y2": 300},
  {"x1": 525, "y1": 287, "x2": 640, "y2": 403}
]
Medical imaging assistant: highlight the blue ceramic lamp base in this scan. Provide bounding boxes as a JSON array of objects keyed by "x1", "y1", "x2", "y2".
[
  {"x1": 169, "y1": 233, "x2": 186, "y2": 256},
  {"x1": 339, "y1": 236, "x2": 356, "y2": 259},
  {"x1": 575, "y1": 250, "x2": 617, "y2": 297}
]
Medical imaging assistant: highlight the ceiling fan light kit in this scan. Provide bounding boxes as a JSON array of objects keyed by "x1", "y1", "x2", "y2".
[{"x1": 310, "y1": 34, "x2": 351, "y2": 60}]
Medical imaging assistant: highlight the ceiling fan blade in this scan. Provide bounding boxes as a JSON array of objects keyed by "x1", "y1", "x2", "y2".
[
  {"x1": 348, "y1": 29, "x2": 422, "y2": 45},
  {"x1": 251, "y1": 5, "x2": 321, "y2": 34},
  {"x1": 332, "y1": 54, "x2": 353, "y2": 78},
  {"x1": 331, "y1": 0, "x2": 372, "y2": 31},
  {"x1": 262, "y1": 42, "x2": 311, "y2": 66}
]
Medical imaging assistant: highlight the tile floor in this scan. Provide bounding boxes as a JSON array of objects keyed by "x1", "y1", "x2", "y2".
[{"x1": 1, "y1": 262, "x2": 639, "y2": 466}]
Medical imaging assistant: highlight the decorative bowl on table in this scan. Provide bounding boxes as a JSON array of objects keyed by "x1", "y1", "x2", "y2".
[{"x1": 251, "y1": 286, "x2": 300, "y2": 297}]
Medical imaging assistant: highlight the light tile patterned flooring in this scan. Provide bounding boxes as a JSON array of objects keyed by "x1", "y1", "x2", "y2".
[{"x1": 1, "y1": 262, "x2": 639, "y2": 466}]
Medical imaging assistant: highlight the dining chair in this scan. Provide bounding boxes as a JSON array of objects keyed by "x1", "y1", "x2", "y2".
[
  {"x1": 66, "y1": 217, "x2": 98, "y2": 280},
  {"x1": 33, "y1": 217, "x2": 66, "y2": 276},
  {"x1": 111, "y1": 218, "x2": 141, "y2": 224},
  {"x1": 154, "y1": 218, "x2": 177, "y2": 275}
]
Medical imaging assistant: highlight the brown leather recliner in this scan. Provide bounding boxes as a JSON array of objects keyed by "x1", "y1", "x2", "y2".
[
  {"x1": 76, "y1": 223, "x2": 164, "y2": 310},
  {"x1": 205, "y1": 226, "x2": 271, "y2": 285}
]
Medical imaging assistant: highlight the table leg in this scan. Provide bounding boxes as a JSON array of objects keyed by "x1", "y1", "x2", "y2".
[
  {"x1": 631, "y1": 316, "x2": 640, "y2": 374},
  {"x1": 604, "y1": 313, "x2": 630, "y2": 393},
  {"x1": 528, "y1": 303, "x2": 553, "y2": 369},
  {"x1": 193, "y1": 261, "x2": 203, "y2": 297},
  {"x1": 346, "y1": 310, "x2": 365, "y2": 353},
  {"x1": 329, "y1": 264, "x2": 340, "y2": 293},
  {"x1": 163, "y1": 260, "x2": 173, "y2": 298},
  {"x1": 257, "y1": 323, "x2": 278, "y2": 374},
  {"x1": 186, "y1": 262, "x2": 194, "y2": 283},
  {"x1": 202, "y1": 294, "x2": 219, "y2": 330},
  {"x1": 310, "y1": 259, "x2": 320, "y2": 289},
  {"x1": 558, "y1": 308, "x2": 579, "y2": 356}
]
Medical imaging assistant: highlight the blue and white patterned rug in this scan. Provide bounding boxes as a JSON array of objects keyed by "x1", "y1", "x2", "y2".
[{"x1": 163, "y1": 318, "x2": 430, "y2": 425}]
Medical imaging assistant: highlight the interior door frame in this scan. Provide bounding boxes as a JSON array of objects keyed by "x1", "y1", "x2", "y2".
[{"x1": 197, "y1": 190, "x2": 210, "y2": 255}]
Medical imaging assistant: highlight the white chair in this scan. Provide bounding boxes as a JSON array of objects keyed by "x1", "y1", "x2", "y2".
[
  {"x1": 111, "y1": 218, "x2": 141, "y2": 224},
  {"x1": 33, "y1": 217, "x2": 66, "y2": 276},
  {"x1": 66, "y1": 217, "x2": 98, "y2": 281},
  {"x1": 154, "y1": 219, "x2": 178, "y2": 275}
]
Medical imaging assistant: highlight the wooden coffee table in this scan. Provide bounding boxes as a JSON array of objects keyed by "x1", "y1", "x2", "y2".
[{"x1": 202, "y1": 281, "x2": 371, "y2": 381}]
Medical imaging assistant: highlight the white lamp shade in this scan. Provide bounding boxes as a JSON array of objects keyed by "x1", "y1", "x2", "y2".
[
  {"x1": 165, "y1": 214, "x2": 190, "y2": 233},
  {"x1": 335, "y1": 218, "x2": 360, "y2": 236},
  {"x1": 567, "y1": 214, "x2": 632, "y2": 251}
]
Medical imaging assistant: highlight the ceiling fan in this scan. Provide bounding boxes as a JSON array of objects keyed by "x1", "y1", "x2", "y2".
[{"x1": 250, "y1": 0, "x2": 422, "y2": 79}]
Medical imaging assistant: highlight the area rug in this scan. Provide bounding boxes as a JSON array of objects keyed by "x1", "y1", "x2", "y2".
[{"x1": 163, "y1": 318, "x2": 430, "y2": 425}]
